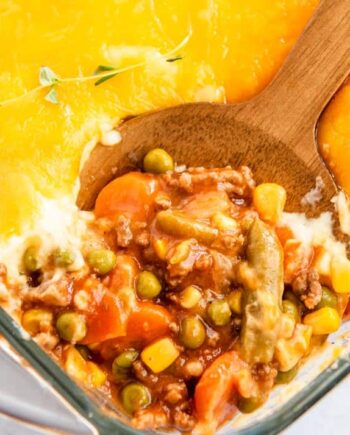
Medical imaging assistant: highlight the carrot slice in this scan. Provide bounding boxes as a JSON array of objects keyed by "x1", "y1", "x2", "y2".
[
  {"x1": 99, "y1": 302, "x2": 173, "y2": 359},
  {"x1": 82, "y1": 293, "x2": 125, "y2": 344},
  {"x1": 194, "y1": 351, "x2": 257, "y2": 434},
  {"x1": 95, "y1": 172, "x2": 159, "y2": 221},
  {"x1": 126, "y1": 302, "x2": 172, "y2": 343}
]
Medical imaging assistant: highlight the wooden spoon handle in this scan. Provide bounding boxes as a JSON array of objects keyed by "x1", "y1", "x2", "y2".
[{"x1": 242, "y1": 0, "x2": 350, "y2": 145}]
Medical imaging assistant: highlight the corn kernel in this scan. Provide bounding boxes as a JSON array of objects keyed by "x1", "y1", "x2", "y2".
[
  {"x1": 141, "y1": 337, "x2": 179, "y2": 373},
  {"x1": 331, "y1": 255, "x2": 350, "y2": 293},
  {"x1": 279, "y1": 313, "x2": 295, "y2": 339},
  {"x1": 227, "y1": 290, "x2": 242, "y2": 314},
  {"x1": 303, "y1": 307, "x2": 341, "y2": 335},
  {"x1": 22, "y1": 309, "x2": 53, "y2": 335},
  {"x1": 87, "y1": 361, "x2": 107, "y2": 387},
  {"x1": 180, "y1": 285, "x2": 202, "y2": 309},
  {"x1": 275, "y1": 324, "x2": 312, "y2": 371},
  {"x1": 211, "y1": 212, "x2": 238, "y2": 231},
  {"x1": 313, "y1": 248, "x2": 332, "y2": 284},
  {"x1": 64, "y1": 347, "x2": 89, "y2": 384},
  {"x1": 153, "y1": 239, "x2": 168, "y2": 260},
  {"x1": 169, "y1": 241, "x2": 191, "y2": 265},
  {"x1": 253, "y1": 183, "x2": 286, "y2": 224},
  {"x1": 64, "y1": 347, "x2": 106, "y2": 388}
]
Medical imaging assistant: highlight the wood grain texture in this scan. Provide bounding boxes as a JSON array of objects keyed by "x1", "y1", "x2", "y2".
[{"x1": 78, "y1": 0, "x2": 350, "y2": 213}]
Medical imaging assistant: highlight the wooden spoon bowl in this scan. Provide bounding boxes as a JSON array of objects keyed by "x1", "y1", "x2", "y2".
[{"x1": 78, "y1": 0, "x2": 350, "y2": 214}]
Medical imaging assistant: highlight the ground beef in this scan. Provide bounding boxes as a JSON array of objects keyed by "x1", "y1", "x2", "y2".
[
  {"x1": 25, "y1": 277, "x2": 73, "y2": 306},
  {"x1": 194, "y1": 252, "x2": 213, "y2": 271},
  {"x1": 133, "y1": 406, "x2": 169, "y2": 430},
  {"x1": 182, "y1": 359, "x2": 204, "y2": 378},
  {"x1": 132, "y1": 360, "x2": 159, "y2": 386},
  {"x1": 210, "y1": 251, "x2": 237, "y2": 291},
  {"x1": 164, "y1": 382, "x2": 188, "y2": 405},
  {"x1": 292, "y1": 268, "x2": 322, "y2": 309},
  {"x1": 155, "y1": 193, "x2": 172, "y2": 209},
  {"x1": 173, "y1": 409, "x2": 196, "y2": 431},
  {"x1": 34, "y1": 331, "x2": 59, "y2": 350},
  {"x1": 134, "y1": 231, "x2": 150, "y2": 247},
  {"x1": 206, "y1": 330, "x2": 220, "y2": 347},
  {"x1": 252, "y1": 363, "x2": 278, "y2": 391},
  {"x1": 115, "y1": 215, "x2": 133, "y2": 247},
  {"x1": 166, "y1": 241, "x2": 211, "y2": 286},
  {"x1": 163, "y1": 166, "x2": 255, "y2": 198}
]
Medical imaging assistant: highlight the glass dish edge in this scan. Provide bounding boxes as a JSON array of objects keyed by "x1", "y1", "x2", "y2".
[{"x1": 1, "y1": 307, "x2": 350, "y2": 435}]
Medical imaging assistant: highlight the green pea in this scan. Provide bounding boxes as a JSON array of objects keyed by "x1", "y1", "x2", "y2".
[
  {"x1": 179, "y1": 316, "x2": 206, "y2": 349},
  {"x1": 23, "y1": 246, "x2": 40, "y2": 272},
  {"x1": 53, "y1": 249, "x2": 75, "y2": 267},
  {"x1": 282, "y1": 300, "x2": 300, "y2": 322},
  {"x1": 207, "y1": 300, "x2": 231, "y2": 326},
  {"x1": 275, "y1": 365, "x2": 298, "y2": 384},
  {"x1": 143, "y1": 148, "x2": 174, "y2": 174},
  {"x1": 87, "y1": 249, "x2": 117, "y2": 275},
  {"x1": 121, "y1": 383, "x2": 151, "y2": 414},
  {"x1": 137, "y1": 271, "x2": 162, "y2": 299},
  {"x1": 317, "y1": 286, "x2": 338, "y2": 310},
  {"x1": 114, "y1": 350, "x2": 139, "y2": 369},
  {"x1": 284, "y1": 290, "x2": 304, "y2": 313},
  {"x1": 56, "y1": 312, "x2": 87, "y2": 343},
  {"x1": 237, "y1": 397, "x2": 264, "y2": 414}
]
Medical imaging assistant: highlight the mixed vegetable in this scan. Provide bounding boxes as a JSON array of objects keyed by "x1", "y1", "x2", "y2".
[{"x1": 4, "y1": 148, "x2": 350, "y2": 433}]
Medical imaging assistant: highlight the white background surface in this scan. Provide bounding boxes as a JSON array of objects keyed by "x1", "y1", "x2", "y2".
[{"x1": 284, "y1": 376, "x2": 350, "y2": 435}]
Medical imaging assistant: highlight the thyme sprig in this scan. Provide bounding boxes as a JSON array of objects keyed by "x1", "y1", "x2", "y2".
[{"x1": 0, "y1": 27, "x2": 191, "y2": 107}]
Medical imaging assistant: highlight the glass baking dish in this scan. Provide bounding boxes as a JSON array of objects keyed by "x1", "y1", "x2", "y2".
[{"x1": 1, "y1": 306, "x2": 350, "y2": 435}]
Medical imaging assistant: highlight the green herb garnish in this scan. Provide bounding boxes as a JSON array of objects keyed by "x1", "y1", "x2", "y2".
[
  {"x1": 0, "y1": 27, "x2": 192, "y2": 107},
  {"x1": 166, "y1": 55, "x2": 183, "y2": 63},
  {"x1": 39, "y1": 66, "x2": 59, "y2": 86},
  {"x1": 94, "y1": 72, "x2": 118, "y2": 86},
  {"x1": 94, "y1": 65, "x2": 116, "y2": 74},
  {"x1": 44, "y1": 87, "x2": 59, "y2": 104}
]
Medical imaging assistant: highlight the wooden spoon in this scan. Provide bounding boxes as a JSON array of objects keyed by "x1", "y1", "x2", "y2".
[{"x1": 78, "y1": 0, "x2": 350, "y2": 214}]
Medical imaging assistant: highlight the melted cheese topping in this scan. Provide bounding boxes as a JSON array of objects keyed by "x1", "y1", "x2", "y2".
[{"x1": 0, "y1": 0, "x2": 318, "y2": 238}]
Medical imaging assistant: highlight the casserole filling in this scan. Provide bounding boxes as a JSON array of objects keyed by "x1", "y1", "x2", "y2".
[{"x1": 1, "y1": 148, "x2": 349, "y2": 433}]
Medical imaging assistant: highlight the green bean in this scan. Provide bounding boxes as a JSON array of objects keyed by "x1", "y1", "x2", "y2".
[
  {"x1": 179, "y1": 316, "x2": 206, "y2": 349},
  {"x1": 143, "y1": 148, "x2": 174, "y2": 174},
  {"x1": 207, "y1": 300, "x2": 231, "y2": 326},
  {"x1": 23, "y1": 246, "x2": 40, "y2": 272},
  {"x1": 87, "y1": 249, "x2": 117, "y2": 275},
  {"x1": 282, "y1": 300, "x2": 300, "y2": 323},
  {"x1": 156, "y1": 210, "x2": 218, "y2": 245},
  {"x1": 275, "y1": 365, "x2": 298, "y2": 384},
  {"x1": 56, "y1": 312, "x2": 87, "y2": 343},
  {"x1": 121, "y1": 383, "x2": 151, "y2": 414},
  {"x1": 317, "y1": 286, "x2": 338, "y2": 310},
  {"x1": 137, "y1": 271, "x2": 162, "y2": 299},
  {"x1": 241, "y1": 218, "x2": 283, "y2": 364}
]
